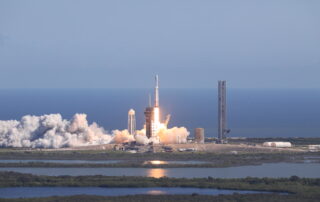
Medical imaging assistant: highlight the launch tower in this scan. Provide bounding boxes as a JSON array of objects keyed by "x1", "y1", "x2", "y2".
[
  {"x1": 217, "y1": 80, "x2": 230, "y2": 143},
  {"x1": 144, "y1": 106, "x2": 154, "y2": 138},
  {"x1": 144, "y1": 75, "x2": 162, "y2": 139}
]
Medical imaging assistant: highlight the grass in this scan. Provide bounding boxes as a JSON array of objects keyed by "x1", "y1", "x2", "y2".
[{"x1": 0, "y1": 172, "x2": 320, "y2": 195}]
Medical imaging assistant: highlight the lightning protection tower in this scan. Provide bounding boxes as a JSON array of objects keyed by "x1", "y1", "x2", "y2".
[
  {"x1": 128, "y1": 109, "x2": 136, "y2": 135},
  {"x1": 217, "y1": 80, "x2": 230, "y2": 143}
]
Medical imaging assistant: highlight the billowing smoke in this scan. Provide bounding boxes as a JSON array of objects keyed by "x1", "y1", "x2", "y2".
[
  {"x1": 134, "y1": 129, "x2": 150, "y2": 145},
  {"x1": 0, "y1": 113, "x2": 189, "y2": 148},
  {"x1": 158, "y1": 127, "x2": 189, "y2": 144},
  {"x1": 0, "y1": 114, "x2": 112, "y2": 148},
  {"x1": 112, "y1": 129, "x2": 135, "y2": 144}
]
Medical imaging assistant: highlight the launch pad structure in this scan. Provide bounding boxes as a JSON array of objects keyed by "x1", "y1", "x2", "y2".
[
  {"x1": 144, "y1": 77, "x2": 230, "y2": 144},
  {"x1": 133, "y1": 75, "x2": 231, "y2": 144},
  {"x1": 217, "y1": 80, "x2": 230, "y2": 144},
  {"x1": 144, "y1": 75, "x2": 165, "y2": 140},
  {"x1": 144, "y1": 106, "x2": 154, "y2": 139}
]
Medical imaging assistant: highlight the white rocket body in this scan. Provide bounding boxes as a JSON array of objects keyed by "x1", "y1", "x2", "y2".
[{"x1": 154, "y1": 75, "x2": 159, "y2": 107}]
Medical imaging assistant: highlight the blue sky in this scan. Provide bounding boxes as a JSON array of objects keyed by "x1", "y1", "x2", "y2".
[{"x1": 0, "y1": 0, "x2": 319, "y2": 89}]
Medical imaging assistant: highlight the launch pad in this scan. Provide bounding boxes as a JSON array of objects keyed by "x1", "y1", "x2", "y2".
[
  {"x1": 59, "y1": 142, "x2": 305, "y2": 154},
  {"x1": 144, "y1": 75, "x2": 169, "y2": 142}
]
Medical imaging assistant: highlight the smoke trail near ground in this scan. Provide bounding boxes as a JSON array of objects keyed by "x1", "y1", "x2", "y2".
[
  {"x1": 112, "y1": 129, "x2": 135, "y2": 144},
  {"x1": 134, "y1": 129, "x2": 150, "y2": 145},
  {"x1": 0, "y1": 113, "x2": 189, "y2": 148},
  {"x1": 0, "y1": 114, "x2": 112, "y2": 148},
  {"x1": 158, "y1": 127, "x2": 189, "y2": 144}
]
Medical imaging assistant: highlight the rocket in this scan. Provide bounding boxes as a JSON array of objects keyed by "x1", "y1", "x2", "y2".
[{"x1": 154, "y1": 75, "x2": 159, "y2": 107}]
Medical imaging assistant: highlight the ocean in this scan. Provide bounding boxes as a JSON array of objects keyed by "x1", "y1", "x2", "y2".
[{"x1": 0, "y1": 88, "x2": 319, "y2": 138}]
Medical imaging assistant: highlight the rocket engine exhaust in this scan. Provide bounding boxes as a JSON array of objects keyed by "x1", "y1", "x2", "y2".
[
  {"x1": 143, "y1": 75, "x2": 189, "y2": 144},
  {"x1": 0, "y1": 75, "x2": 190, "y2": 148}
]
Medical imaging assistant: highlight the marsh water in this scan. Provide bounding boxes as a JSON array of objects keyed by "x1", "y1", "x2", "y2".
[
  {"x1": 1, "y1": 163, "x2": 319, "y2": 178},
  {"x1": 0, "y1": 187, "x2": 277, "y2": 198}
]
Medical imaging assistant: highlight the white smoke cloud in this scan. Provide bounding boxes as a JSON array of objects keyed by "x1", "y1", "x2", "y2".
[
  {"x1": 0, "y1": 113, "x2": 112, "y2": 148},
  {"x1": 134, "y1": 129, "x2": 150, "y2": 145},
  {"x1": 112, "y1": 129, "x2": 135, "y2": 144},
  {"x1": 158, "y1": 127, "x2": 190, "y2": 144},
  {"x1": 0, "y1": 113, "x2": 190, "y2": 148}
]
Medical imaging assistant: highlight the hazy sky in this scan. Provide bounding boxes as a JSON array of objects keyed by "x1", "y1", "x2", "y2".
[{"x1": 0, "y1": 0, "x2": 319, "y2": 89}]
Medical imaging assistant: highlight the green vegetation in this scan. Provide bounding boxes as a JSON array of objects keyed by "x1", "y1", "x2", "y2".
[
  {"x1": 1, "y1": 172, "x2": 320, "y2": 195},
  {"x1": 0, "y1": 138, "x2": 318, "y2": 202},
  {"x1": 0, "y1": 172, "x2": 320, "y2": 201}
]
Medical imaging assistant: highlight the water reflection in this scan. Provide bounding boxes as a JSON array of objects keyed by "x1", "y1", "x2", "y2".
[
  {"x1": 143, "y1": 160, "x2": 207, "y2": 165},
  {"x1": 147, "y1": 169, "x2": 167, "y2": 178},
  {"x1": 1, "y1": 163, "x2": 320, "y2": 178},
  {"x1": 147, "y1": 190, "x2": 166, "y2": 195},
  {"x1": 144, "y1": 160, "x2": 168, "y2": 165}
]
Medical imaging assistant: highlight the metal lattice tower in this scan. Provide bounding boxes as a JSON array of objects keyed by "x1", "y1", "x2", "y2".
[{"x1": 144, "y1": 107, "x2": 154, "y2": 138}]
